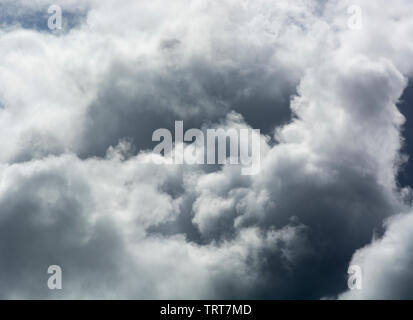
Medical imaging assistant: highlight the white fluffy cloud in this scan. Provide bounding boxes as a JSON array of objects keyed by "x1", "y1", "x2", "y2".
[
  {"x1": 339, "y1": 211, "x2": 413, "y2": 299},
  {"x1": 1, "y1": 0, "x2": 413, "y2": 299}
]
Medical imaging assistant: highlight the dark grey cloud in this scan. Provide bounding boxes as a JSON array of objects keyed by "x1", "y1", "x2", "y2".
[
  {"x1": 0, "y1": 160, "x2": 128, "y2": 299},
  {"x1": 78, "y1": 40, "x2": 296, "y2": 159}
]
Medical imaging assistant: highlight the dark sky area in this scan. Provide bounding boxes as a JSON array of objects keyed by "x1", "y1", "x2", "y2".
[{"x1": 397, "y1": 81, "x2": 413, "y2": 189}]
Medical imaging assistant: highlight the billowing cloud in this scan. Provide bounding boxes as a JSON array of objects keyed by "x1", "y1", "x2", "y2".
[
  {"x1": 1, "y1": 0, "x2": 413, "y2": 299},
  {"x1": 339, "y1": 211, "x2": 413, "y2": 299}
]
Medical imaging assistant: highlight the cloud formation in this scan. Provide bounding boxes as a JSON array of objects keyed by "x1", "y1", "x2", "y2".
[{"x1": 1, "y1": 0, "x2": 413, "y2": 299}]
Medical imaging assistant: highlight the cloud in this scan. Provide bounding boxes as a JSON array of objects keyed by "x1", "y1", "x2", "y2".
[
  {"x1": 1, "y1": 0, "x2": 413, "y2": 299},
  {"x1": 0, "y1": 148, "x2": 313, "y2": 298},
  {"x1": 338, "y1": 211, "x2": 413, "y2": 299}
]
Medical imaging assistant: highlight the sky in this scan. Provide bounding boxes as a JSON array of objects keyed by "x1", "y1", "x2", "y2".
[{"x1": 0, "y1": 0, "x2": 413, "y2": 299}]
